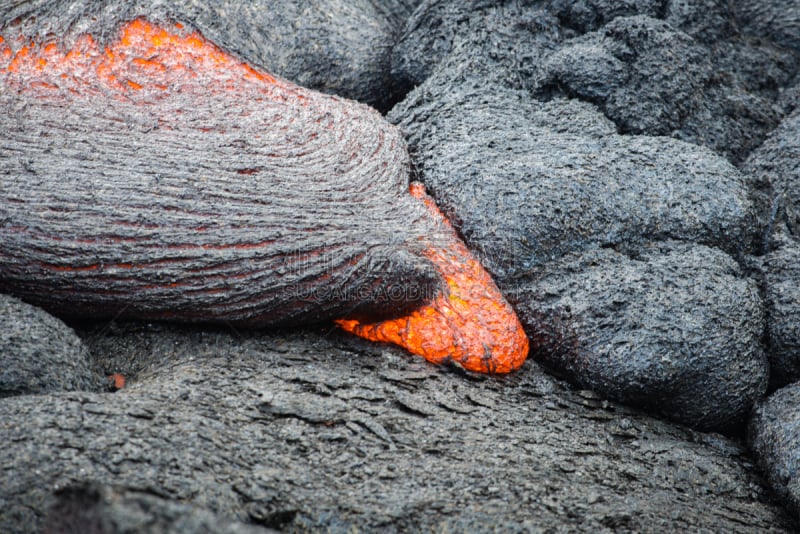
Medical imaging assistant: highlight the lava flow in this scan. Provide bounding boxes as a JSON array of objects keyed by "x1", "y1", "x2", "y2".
[
  {"x1": 0, "y1": 18, "x2": 529, "y2": 373},
  {"x1": 0, "y1": 18, "x2": 281, "y2": 98},
  {"x1": 337, "y1": 183, "x2": 529, "y2": 374}
]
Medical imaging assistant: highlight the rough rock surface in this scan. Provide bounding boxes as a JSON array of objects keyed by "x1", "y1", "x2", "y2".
[
  {"x1": 0, "y1": 294, "x2": 99, "y2": 396},
  {"x1": 391, "y1": 87, "x2": 758, "y2": 281},
  {"x1": 392, "y1": 1, "x2": 799, "y2": 163},
  {"x1": 549, "y1": 0, "x2": 662, "y2": 33},
  {"x1": 391, "y1": 1, "x2": 565, "y2": 95},
  {"x1": 536, "y1": 15, "x2": 791, "y2": 163},
  {"x1": 664, "y1": 0, "x2": 736, "y2": 43},
  {"x1": 1, "y1": 326, "x2": 793, "y2": 532},
  {"x1": 754, "y1": 234, "x2": 800, "y2": 389},
  {"x1": 3, "y1": 0, "x2": 800, "y2": 528},
  {"x1": 735, "y1": 0, "x2": 800, "y2": 52},
  {"x1": 0, "y1": 0, "x2": 420, "y2": 111},
  {"x1": 743, "y1": 104, "x2": 800, "y2": 238},
  {"x1": 750, "y1": 382, "x2": 800, "y2": 518},
  {"x1": 508, "y1": 241, "x2": 768, "y2": 433},
  {"x1": 41, "y1": 484, "x2": 274, "y2": 534},
  {"x1": 386, "y1": 2, "x2": 787, "y2": 437},
  {"x1": 743, "y1": 94, "x2": 800, "y2": 388}
]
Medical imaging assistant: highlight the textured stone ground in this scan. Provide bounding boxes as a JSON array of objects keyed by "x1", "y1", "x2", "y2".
[
  {"x1": 2, "y1": 0, "x2": 800, "y2": 530},
  {"x1": 1, "y1": 324, "x2": 793, "y2": 532}
]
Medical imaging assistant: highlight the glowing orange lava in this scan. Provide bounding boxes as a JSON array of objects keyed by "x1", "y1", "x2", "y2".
[
  {"x1": 337, "y1": 183, "x2": 529, "y2": 374},
  {"x1": 0, "y1": 18, "x2": 281, "y2": 98}
]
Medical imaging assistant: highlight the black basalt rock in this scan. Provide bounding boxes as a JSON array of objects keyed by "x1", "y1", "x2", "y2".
[
  {"x1": 508, "y1": 241, "x2": 768, "y2": 433},
  {"x1": 391, "y1": 86, "x2": 759, "y2": 282},
  {"x1": 1, "y1": 326, "x2": 792, "y2": 532},
  {"x1": 750, "y1": 382, "x2": 800, "y2": 518},
  {"x1": 752, "y1": 234, "x2": 800, "y2": 390},
  {"x1": 389, "y1": 13, "x2": 772, "y2": 432},
  {"x1": 0, "y1": 294, "x2": 100, "y2": 396},
  {"x1": 743, "y1": 104, "x2": 800, "y2": 238},
  {"x1": 535, "y1": 15, "x2": 792, "y2": 163},
  {"x1": 392, "y1": 3, "x2": 799, "y2": 163},
  {"x1": 735, "y1": 0, "x2": 800, "y2": 53}
]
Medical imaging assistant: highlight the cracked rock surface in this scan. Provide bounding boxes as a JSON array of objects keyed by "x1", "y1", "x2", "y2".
[{"x1": 2, "y1": 326, "x2": 793, "y2": 532}]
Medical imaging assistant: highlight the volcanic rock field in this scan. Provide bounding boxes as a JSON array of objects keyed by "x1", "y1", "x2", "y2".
[{"x1": 2, "y1": 0, "x2": 800, "y2": 531}]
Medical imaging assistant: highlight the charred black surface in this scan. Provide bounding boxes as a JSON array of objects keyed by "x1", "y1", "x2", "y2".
[{"x1": 0, "y1": 6, "x2": 444, "y2": 327}]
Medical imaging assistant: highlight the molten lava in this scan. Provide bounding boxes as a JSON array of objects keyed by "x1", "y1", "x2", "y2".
[
  {"x1": 337, "y1": 183, "x2": 529, "y2": 374},
  {"x1": 0, "y1": 18, "x2": 281, "y2": 98}
]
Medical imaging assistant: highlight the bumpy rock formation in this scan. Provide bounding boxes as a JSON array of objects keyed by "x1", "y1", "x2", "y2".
[
  {"x1": 391, "y1": 88, "x2": 758, "y2": 280},
  {"x1": 735, "y1": 0, "x2": 800, "y2": 52},
  {"x1": 509, "y1": 241, "x2": 767, "y2": 433},
  {"x1": 41, "y1": 484, "x2": 273, "y2": 534},
  {"x1": 750, "y1": 382, "x2": 800, "y2": 518},
  {"x1": 392, "y1": 1, "x2": 798, "y2": 163},
  {"x1": 390, "y1": 83, "x2": 768, "y2": 432},
  {"x1": 3, "y1": 0, "x2": 800, "y2": 529},
  {"x1": 743, "y1": 81, "x2": 800, "y2": 388},
  {"x1": 753, "y1": 235, "x2": 800, "y2": 389},
  {"x1": 744, "y1": 103, "x2": 800, "y2": 241},
  {"x1": 0, "y1": 294, "x2": 100, "y2": 396}
]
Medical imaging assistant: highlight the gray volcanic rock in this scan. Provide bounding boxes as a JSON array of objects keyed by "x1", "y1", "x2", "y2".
[
  {"x1": 536, "y1": 15, "x2": 789, "y2": 163},
  {"x1": 391, "y1": 1, "x2": 564, "y2": 94},
  {"x1": 507, "y1": 241, "x2": 768, "y2": 433},
  {"x1": 391, "y1": 86, "x2": 758, "y2": 282},
  {"x1": 744, "y1": 104, "x2": 800, "y2": 388},
  {"x1": 392, "y1": 4, "x2": 798, "y2": 163},
  {"x1": 754, "y1": 234, "x2": 800, "y2": 389},
  {"x1": 388, "y1": 8, "x2": 790, "y2": 431},
  {"x1": 549, "y1": 0, "x2": 662, "y2": 33},
  {"x1": 735, "y1": 0, "x2": 800, "y2": 52},
  {"x1": 370, "y1": 0, "x2": 422, "y2": 32},
  {"x1": 750, "y1": 382, "x2": 800, "y2": 518},
  {"x1": 0, "y1": 294, "x2": 100, "y2": 396},
  {"x1": 1, "y1": 326, "x2": 792, "y2": 532},
  {"x1": 743, "y1": 105, "x2": 800, "y2": 237},
  {"x1": 42, "y1": 484, "x2": 274, "y2": 534},
  {"x1": 0, "y1": 0, "x2": 418, "y2": 110},
  {"x1": 664, "y1": 0, "x2": 735, "y2": 42}
]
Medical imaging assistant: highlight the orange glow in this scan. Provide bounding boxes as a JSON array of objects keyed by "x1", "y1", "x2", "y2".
[
  {"x1": 0, "y1": 18, "x2": 279, "y2": 97},
  {"x1": 337, "y1": 183, "x2": 529, "y2": 374},
  {"x1": 109, "y1": 373, "x2": 126, "y2": 390}
]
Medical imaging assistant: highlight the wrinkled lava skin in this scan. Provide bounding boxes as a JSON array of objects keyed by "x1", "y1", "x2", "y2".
[{"x1": 0, "y1": 19, "x2": 528, "y2": 374}]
